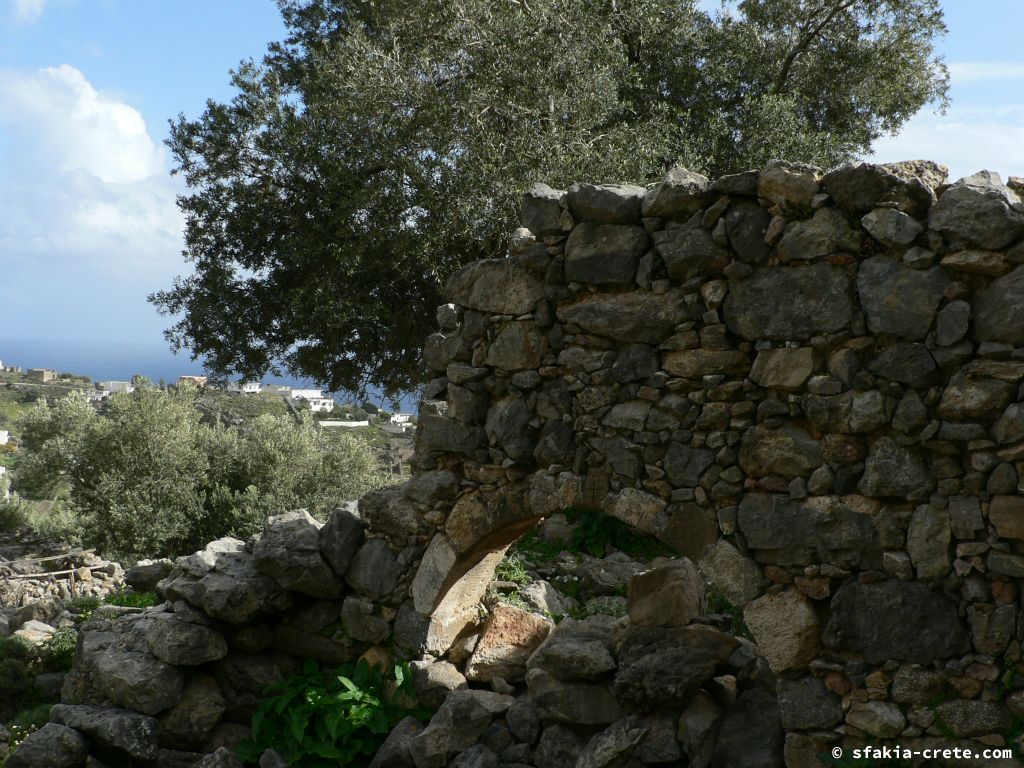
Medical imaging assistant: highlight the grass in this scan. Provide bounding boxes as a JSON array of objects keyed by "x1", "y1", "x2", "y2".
[
  {"x1": 103, "y1": 589, "x2": 157, "y2": 608},
  {"x1": 493, "y1": 552, "x2": 532, "y2": 585}
]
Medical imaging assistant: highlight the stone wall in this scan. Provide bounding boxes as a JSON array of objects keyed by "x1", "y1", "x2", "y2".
[
  {"x1": 406, "y1": 160, "x2": 1024, "y2": 762},
  {"x1": 16, "y1": 159, "x2": 1024, "y2": 767}
]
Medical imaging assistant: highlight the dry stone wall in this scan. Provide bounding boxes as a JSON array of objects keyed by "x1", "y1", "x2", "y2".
[
  {"x1": 19, "y1": 159, "x2": 1024, "y2": 768},
  {"x1": 407, "y1": 160, "x2": 1024, "y2": 762}
]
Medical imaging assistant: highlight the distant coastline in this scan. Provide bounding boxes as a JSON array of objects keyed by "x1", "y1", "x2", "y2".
[{"x1": 0, "y1": 337, "x2": 419, "y2": 412}]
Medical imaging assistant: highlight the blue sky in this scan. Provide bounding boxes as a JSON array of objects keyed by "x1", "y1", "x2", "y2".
[{"x1": 1, "y1": 0, "x2": 1023, "y2": 348}]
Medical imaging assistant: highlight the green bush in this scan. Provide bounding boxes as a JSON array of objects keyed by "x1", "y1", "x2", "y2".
[
  {"x1": 16, "y1": 390, "x2": 388, "y2": 560},
  {"x1": 103, "y1": 590, "x2": 157, "y2": 608},
  {"x1": 0, "y1": 496, "x2": 27, "y2": 532},
  {"x1": 564, "y1": 507, "x2": 675, "y2": 560},
  {"x1": 236, "y1": 659, "x2": 429, "y2": 768},
  {"x1": 39, "y1": 628, "x2": 78, "y2": 673}
]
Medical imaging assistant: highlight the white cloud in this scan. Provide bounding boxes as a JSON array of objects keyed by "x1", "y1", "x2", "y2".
[
  {"x1": 949, "y1": 61, "x2": 1024, "y2": 84},
  {"x1": 10, "y1": 0, "x2": 46, "y2": 22},
  {"x1": 0, "y1": 65, "x2": 184, "y2": 282},
  {"x1": 869, "y1": 104, "x2": 1024, "y2": 184}
]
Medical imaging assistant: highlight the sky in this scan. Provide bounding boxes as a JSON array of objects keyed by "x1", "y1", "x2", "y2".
[{"x1": 1, "y1": 0, "x2": 1024, "y2": 350}]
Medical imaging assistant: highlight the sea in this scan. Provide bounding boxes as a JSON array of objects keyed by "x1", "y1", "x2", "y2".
[{"x1": 0, "y1": 337, "x2": 419, "y2": 412}]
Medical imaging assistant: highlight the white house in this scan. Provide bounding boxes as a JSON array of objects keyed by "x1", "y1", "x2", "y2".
[
  {"x1": 307, "y1": 397, "x2": 335, "y2": 413},
  {"x1": 227, "y1": 381, "x2": 263, "y2": 394},
  {"x1": 0, "y1": 430, "x2": 8, "y2": 445},
  {"x1": 99, "y1": 380, "x2": 134, "y2": 394},
  {"x1": 290, "y1": 388, "x2": 323, "y2": 400}
]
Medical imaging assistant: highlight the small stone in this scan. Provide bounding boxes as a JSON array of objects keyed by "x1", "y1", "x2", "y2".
[
  {"x1": 847, "y1": 701, "x2": 905, "y2": 738},
  {"x1": 861, "y1": 207, "x2": 923, "y2": 246},
  {"x1": 750, "y1": 348, "x2": 814, "y2": 392}
]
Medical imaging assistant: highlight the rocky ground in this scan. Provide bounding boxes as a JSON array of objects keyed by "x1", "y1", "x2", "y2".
[{"x1": 0, "y1": 529, "x2": 132, "y2": 762}]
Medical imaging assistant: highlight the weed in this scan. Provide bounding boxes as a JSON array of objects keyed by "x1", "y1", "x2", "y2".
[
  {"x1": 236, "y1": 659, "x2": 431, "y2": 768},
  {"x1": 65, "y1": 596, "x2": 101, "y2": 622},
  {"x1": 6, "y1": 702, "x2": 53, "y2": 751},
  {"x1": 493, "y1": 552, "x2": 532, "y2": 586},
  {"x1": 496, "y1": 591, "x2": 530, "y2": 611}
]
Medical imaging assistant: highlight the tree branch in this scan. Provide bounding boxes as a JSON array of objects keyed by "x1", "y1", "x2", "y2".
[{"x1": 771, "y1": 0, "x2": 860, "y2": 94}]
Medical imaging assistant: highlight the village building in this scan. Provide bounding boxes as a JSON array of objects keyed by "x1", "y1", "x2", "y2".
[
  {"x1": 289, "y1": 388, "x2": 323, "y2": 400},
  {"x1": 26, "y1": 368, "x2": 55, "y2": 383},
  {"x1": 227, "y1": 380, "x2": 263, "y2": 394},
  {"x1": 99, "y1": 380, "x2": 134, "y2": 394}
]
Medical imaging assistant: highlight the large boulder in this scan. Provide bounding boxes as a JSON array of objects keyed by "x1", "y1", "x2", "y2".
[
  {"x1": 723, "y1": 264, "x2": 853, "y2": 341},
  {"x1": 556, "y1": 290, "x2": 690, "y2": 343},
  {"x1": 408, "y1": 691, "x2": 502, "y2": 768},
  {"x1": 776, "y1": 207, "x2": 859, "y2": 261},
  {"x1": 159, "y1": 538, "x2": 292, "y2": 625},
  {"x1": 485, "y1": 322, "x2": 546, "y2": 371},
  {"x1": 858, "y1": 436, "x2": 934, "y2": 501},
  {"x1": 50, "y1": 704, "x2": 159, "y2": 763},
  {"x1": 521, "y1": 183, "x2": 564, "y2": 235},
  {"x1": 344, "y1": 539, "x2": 401, "y2": 600},
  {"x1": 464, "y1": 605, "x2": 552, "y2": 683},
  {"x1": 742, "y1": 590, "x2": 819, "y2": 672},
  {"x1": 822, "y1": 160, "x2": 942, "y2": 218},
  {"x1": 627, "y1": 559, "x2": 706, "y2": 628},
  {"x1": 928, "y1": 170, "x2": 1024, "y2": 249},
  {"x1": 712, "y1": 689, "x2": 784, "y2": 768},
  {"x1": 857, "y1": 256, "x2": 948, "y2": 340},
  {"x1": 444, "y1": 258, "x2": 546, "y2": 315},
  {"x1": 92, "y1": 649, "x2": 185, "y2": 715},
  {"x1": 736, "y1": 494, "x2": 880, "y2": 568},
  {"x1": 614, "y1": 624, "x2": 737, "y2": 711},
  {"x1": 565, "y1": 223, "x2": 649, "y2": 285},
  {"x1": 641, "y1": 167, "x2": 710, "y2": 218},
  {"x1": 974, "y1": 266, "x2": 1024, "y2": 345},
  {"x1": 157, "y1": 673, "x2": 227, "y2": 750},
  {"x1": 698, "y1": 540, "x2": 765, "y2": 607},
  {"x1": 144, "y1": 615, "x2": 228, "y2": 666},
  {"x1": 654, "y1": 217, "x2": 730, "y2": 278},
  {"x1": 866, "y1": 343, "x2": 940, "y2": 387},
  {"x1": 445, "y1": 486, "x2": 532, "y2": 555},
  {"x1": 319, "y1": 504, "x2": 365, "y2": 578},
  {"x1": 738, "y1": 423, "x2": 822, "y2": 479},
  {"x1": 567, "y1": 183, "x2": 645, "y2": 224},
  {"x1": 527, "y1": 621, "x2": 617, "y2": 682},
  {"x1": 824, "y1": 580, "x2": 970, "y2": 663},
  {"x1": 4, "y1": 723, "x2": 88, "y2": 768}
]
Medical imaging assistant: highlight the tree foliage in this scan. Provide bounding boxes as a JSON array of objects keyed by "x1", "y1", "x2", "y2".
[
  {"x1": 152, "y1": 0, "x2": 949, "y2": 396},
  {"x1": 16, "y1": 387, "x2": 386, "y2": 559}
]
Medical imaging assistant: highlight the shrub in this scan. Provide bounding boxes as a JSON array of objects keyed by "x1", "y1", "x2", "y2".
[
  {"x1": 236, "y1": 659, "x2": 429, "y2": 768},
  {"x1": 0, "y1": 496, "x2": 27, "y2": 532},
  {"x1": 6, "y1": 702, "x2": 53, "y2": 754},
  {"x1": 17, "y1": 390, "x2": 389, "y2": 560},
  {"x1": 39, "y1": 628, "x2": 78, "y2": 673}
]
